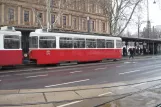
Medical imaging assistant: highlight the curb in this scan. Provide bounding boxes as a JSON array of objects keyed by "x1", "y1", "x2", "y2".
[{"x1": 1, "y1": 76, "x2": 161, "y2": 107}]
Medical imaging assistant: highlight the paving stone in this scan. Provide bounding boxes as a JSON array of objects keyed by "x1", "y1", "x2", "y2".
[
  {"x1": 4, "y1": 103, "x2": 55, "y2": 107},
  {"x1": 0, "y1": 90, "x2": 19, "y2": 94},
  {"x1": 45, "y1": 91, "x2": 81, "y2": 102},
  {"x1": 0, "y1": 93, "x2": 45, "y2": 105},
  {"x1": 75, "y1": 89, "x2": 104, "y2": 98}
]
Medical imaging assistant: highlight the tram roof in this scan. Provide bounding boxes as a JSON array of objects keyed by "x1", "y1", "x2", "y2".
[
  {"x1": 0, "y1": 30, "x2": 21, "y2": 36},
  {"x1": 0, "y1": 26, "x2": 21, "y2": 36},
  {"x1": 30, "y1": 29, "x2": 121, "y2": 40}
]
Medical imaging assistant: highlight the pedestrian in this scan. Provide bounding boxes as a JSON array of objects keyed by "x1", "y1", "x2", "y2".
[
  {"x1": 129, "y1": 48, "x2": 134, "y2": 59},
  {"x1": 123, "y1": 47, "x2": 126, "y2": 56}
]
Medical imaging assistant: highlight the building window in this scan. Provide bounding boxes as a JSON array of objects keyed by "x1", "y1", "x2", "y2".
[
  {"x1": 8, "y1": 8, "x2": 14, "y2": 21},
  {"x1": 51, "y1": 14, "x2": 55, "y2": 24},
  {"x1": 63, "y1": 16, "x2": 67, "y2": 26},
  {"x1": 91, "y1": 20, "x2": 95, "y2": 31},
  {"x1": 102, "y1": 22, "x2": 106, "y2": 32},
  {"x1": 73, "y1": 17, "x2": 77, "y2": 29},
  {"x1": 36, "y1": 12, "x2": 43, "y2": 26},
  {"x1": 63, "y1": 0, "x2": 67, "y2": 4},
  {"x1": 24, "y1": 10, "x2": 29, "y2": 22},
  {"x1": 82, "y1": 19, "x2": 86, "y2": 31},
  {"x1": 92, "y1": 4, "x2": 95, "y2": 13},
  {"x1": 89, "y1": 3, "x2": 95, "y2": 13},
  {"x1": 74, "y1": 0, "x2": 77, "y2": 10},
  {"x1": 50, "y1": 0, "x2": 54, "y2": 7},
  {"x1": 38, "y1": 12, "x2": 43, "y2": 21}
]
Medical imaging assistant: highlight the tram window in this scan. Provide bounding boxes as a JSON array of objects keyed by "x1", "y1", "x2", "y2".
[
  {"x1": 4, "y1": 35, "x2": 20, "y2": 49},
  {"x1": 39, "y1": 36, "x2": 56, "y2": 48},
  {"x1": 97, "y1": 39, "x2": 105, "y2": 48},
  {"x1": 106, "y1": 40, "x2": 114, "y2": 48},
  {"x1": 116, "y1": 40, "x2": 122, "y2": 48},
  {"x1": 29, "y1": 36, "x2": 38, "y2": 48},
  {"x1": 74, "y1": 38, "x2": 85, "y2": 48},
  {"x1": 59, "y1": 37, "x2": 73, "y2": 48},
  {"x1": 86, "y1": 39, "x2": 96, "y2": 48}
]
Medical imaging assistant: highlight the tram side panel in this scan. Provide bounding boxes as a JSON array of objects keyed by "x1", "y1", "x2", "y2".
[
  {"x1": 0, "y1": 33, "x2": 22, "y2": 66},
  {"x1": 29, "y1": 49, "x2": 122, "y2": 65},
  {"x1": 0, "y1": 50, "x2": 22, "y2": 66}
]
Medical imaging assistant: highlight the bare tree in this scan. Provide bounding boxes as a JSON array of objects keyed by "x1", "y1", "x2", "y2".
[
  {"x1": 98, "y1": 0, "x2": 143, "y2": 36},
  {"x1": 134, "y1": 2, "x2": 146, "y2": 38}
]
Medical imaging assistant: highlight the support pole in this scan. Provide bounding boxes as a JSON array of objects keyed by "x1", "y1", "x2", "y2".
[
  {"x1": 153, "y1": 42, "x2": 155, "y2": 56},
  {"x1": 46, "y1": 0, "x2": 51, "y2": 32}
]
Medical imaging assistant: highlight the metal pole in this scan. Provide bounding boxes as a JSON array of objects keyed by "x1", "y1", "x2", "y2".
[
  {"x1": 147, "y1": 0, "x2": 150, "y2": 54},
  {"x1": 87, "y1": 17, "x2": 90, "y2": 33},
  {"x1": 153, "y1": 26, "x2": 155, "y2": 55},
  {"x1": 138, "y1": 21, "x2": 140, "y2": 38},
  {"x1": 46, "y1": 0, "x2": 51, "y2": 31},
  {"x1": 153, "y1": 42, "x2": 155, "y2": 56}
]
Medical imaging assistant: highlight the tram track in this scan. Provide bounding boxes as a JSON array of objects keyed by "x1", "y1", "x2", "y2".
[{"x1": 0, "y1": 60, "x2": 123, "y2": 74}]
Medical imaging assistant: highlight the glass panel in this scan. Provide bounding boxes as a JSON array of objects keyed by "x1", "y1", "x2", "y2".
[
  {"x1": 74, "y1": 38, "x2": 85, "y2": 48},
  {"x1": 8, "y1": 8, "x2": 14, "y2": 21},
  {"x1": 106, "y1": 40, "x2": 114, "y2": 48},
  {"x1": 97, "y1": 39, "x2": 105, "y2": 48},
  {"x1": 24, "y1": 10, "x2": 29, "y2": 22},
  {"x1": 4, "y1": 35, "x2": 20, "y2": 49},
  {"x1": 29, "y1": 36, "x2": 38, "y2": 48},
  {"x1": 116, "y1": 40, "x2": 122, "y2": 48},
  {"x1": 39, "y1": 36, "x2": 56, "y2": 48},
  {"x1": 59, "y1": 37, "x2": 73, "y2": 48},
  {"x1": 86, "y1": 39, "x2": 96, "y2": 48}
]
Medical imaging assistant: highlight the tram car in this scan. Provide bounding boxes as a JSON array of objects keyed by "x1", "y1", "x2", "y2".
[
  {"x1": 29, "y1": 29, "x2": 122, "y2": 65},
  {"x1": 0, "y1": 26, "x2": 22, "y2": 68}
]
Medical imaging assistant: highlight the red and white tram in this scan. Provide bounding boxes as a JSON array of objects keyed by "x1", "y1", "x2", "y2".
[
  {"x1": 29, "y1": 29, "x2": 122, "y2": 65},
  {"x1": 0, "y1": 26, "x2": 22, "y2": 68}
]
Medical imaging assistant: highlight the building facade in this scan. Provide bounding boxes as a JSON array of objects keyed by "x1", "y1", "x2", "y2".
[
  {"x1": 0, "y1": 0, "x2": 109, "y2": 33},
  {"x1": 0, "y1": 0, "x2": 110, "y2": 53}
]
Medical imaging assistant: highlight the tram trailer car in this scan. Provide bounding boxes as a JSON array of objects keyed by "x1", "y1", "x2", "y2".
[
  {"x1": 29, "y1": 29, "x2": 122, "y2": 65},
  {"x1": 0, "y1": 26, "x2": 22, "y2": 68}
]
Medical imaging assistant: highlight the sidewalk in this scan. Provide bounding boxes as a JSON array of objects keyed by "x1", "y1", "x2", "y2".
[{"x1": 1, "y1": 76, "x2": 161, "y2": 107}]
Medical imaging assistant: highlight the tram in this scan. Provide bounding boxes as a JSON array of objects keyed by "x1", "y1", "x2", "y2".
[
  {"x1": 29, "y1": 29, "x2": 122, "y2": 65},
  {"x1": 0, "y1": 26, "x2": 22, "y2": 68}
]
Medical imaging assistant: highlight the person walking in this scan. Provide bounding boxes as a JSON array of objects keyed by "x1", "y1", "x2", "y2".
[{"x1": 129, "y1": 48, "x2": 134, "y2": 59}]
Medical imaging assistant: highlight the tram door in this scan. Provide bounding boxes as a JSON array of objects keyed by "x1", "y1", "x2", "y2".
[{"x1": 21, "y1": 31, "x2": 31, "y2": 63}]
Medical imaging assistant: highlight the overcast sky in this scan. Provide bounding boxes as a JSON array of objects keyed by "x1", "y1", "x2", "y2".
[
  {"x1": 149, "y1": 0, "x2": 161, "y2": 26},
  {"x1": 127, "y1": 0, "x2": 161, "y2": 34}
]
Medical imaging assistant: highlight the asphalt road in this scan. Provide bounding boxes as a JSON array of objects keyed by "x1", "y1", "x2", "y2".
[{"x1": 0, "y1": 56, "x2": 161, "y2": 90}]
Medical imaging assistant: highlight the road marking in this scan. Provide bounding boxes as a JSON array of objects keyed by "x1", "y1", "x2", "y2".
[
  {"x1": 98, "y1": 92, "x2": 113, "y2": 97},
  {"x1": 0, "y1": 80, "x2": 1, "y2": 82},
  {"x1": 118, "y1": 87, "x2": 124, "y2": 90},
  {"x1": 26, "y1": 74, "x2": 48, "y2": 78},
  {"x1": 98, "y1": 81, "x2": 108, "y2": 84},
  {"x1": 116, "y1": 65, "x2": 123, "y2": 67},
  {"x1": 57, "y1": 100, "x2": 83, "y2": 107},
  {"x1": 131, "y1": 83, "x2": 146, "y2": 87},
  {"x1": 119, "y1": 70, "x2": 141, "y2": 75},
  {"x1": 21, "y1": 68, "x2": 43, "y2": 72},
  {"x1": 124, "y1": 62, "x2": 131, "y2": 64},
  {"x1": 45, "y1": 79, "x2": 90, "y2": 88},
  {"x1": 139, "y1": 69, "x2": 161, "y2": 75},
  {"x1": 95, "y1": 68, "x2": 106, "y2": 70},
  {"x1": 0, "y1": 75, "x2": 10, "y2": 77},
  {"x1": 70, "y1": 71, "x2": 82, "y2": 74}
]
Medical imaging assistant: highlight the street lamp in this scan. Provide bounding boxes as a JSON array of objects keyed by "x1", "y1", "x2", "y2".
[
  {"x1": 153, "y1": 0, "x2": 156, "y2": 4},
  {"x1": 146, "y1": 0, "x2": 156, "y2": 55}
]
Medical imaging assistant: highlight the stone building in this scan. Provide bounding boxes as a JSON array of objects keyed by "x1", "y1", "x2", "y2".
[{"x1": 0, "y1": 0, "x2": 110, "y2": 52}]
